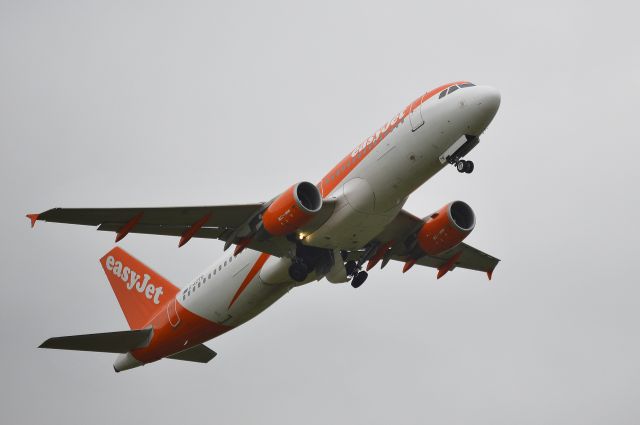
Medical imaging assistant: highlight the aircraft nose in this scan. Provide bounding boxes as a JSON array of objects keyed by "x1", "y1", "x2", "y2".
[{"x1": 471, "y1": 86, "x2": 501, "y2": 132}]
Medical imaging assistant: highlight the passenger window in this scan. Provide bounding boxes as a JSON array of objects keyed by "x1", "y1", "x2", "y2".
[
  {"x1": 218, "y1": 265, "x2": 222, "y2": 271},
  {"x1": 198, "y1": 281, "x2": 201, "y2": 288},
  {"x1": 208, "y1": 273, "x2": 211, "y2": 279},
  {"x1": 447, "y1": 85, "x2": 459, "y2": 94},
  {"x1": 183, "y1": 294, "x2": 186, "y2": 301},
  {"x1": 439, "y1": 90, "x2": 447, "y2": 99},
  {"x1": 229, "y1": 256, "x2": 233, "y2": 263},
  {"x1": 224, "y1": 261, "x2": 227, "y2": 267}
]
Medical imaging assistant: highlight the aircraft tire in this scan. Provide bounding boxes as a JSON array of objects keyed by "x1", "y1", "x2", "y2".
[
  {"x1": 288, "y1": 263, "x2": 308, "y2": 282},
  {"x1": 351, "y1": 271, "x2": 368, "y2": 288}
]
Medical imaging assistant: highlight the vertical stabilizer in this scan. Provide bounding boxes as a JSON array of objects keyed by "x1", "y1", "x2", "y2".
[{"x1": 100, "y1": 247, "x2": 180, "y2": 329}]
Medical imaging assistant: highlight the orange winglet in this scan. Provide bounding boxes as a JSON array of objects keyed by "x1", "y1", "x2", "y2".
[
  {"x1": 366, "y1": 241, "x2": 394, "y2": 271},
  {"x1": 178, "y1": 213, "x2": 211, "y2": 247},
  {"x1": 26, "y1": 213, "x2": 40, "y2": 228},
  {"x1": 402, "y1": 258, "x2": 417, "y2": 273},
  {"x1": 115, "y1": 212, "x2": 144, "y2": 243},
  {"x1": 487, "y1": 269, "x2": 494, "y2": 281},
  {"x1": 233, "y1": 236, "x2": 252, "y2": 257},
  {"x1": 436, "y1": 252, "x2": 462, "y2": 279}
]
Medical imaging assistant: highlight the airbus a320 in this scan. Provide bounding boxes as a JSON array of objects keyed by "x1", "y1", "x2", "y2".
[{"x1": 28, "y1": 81, "x2": 501, "y2": 372}]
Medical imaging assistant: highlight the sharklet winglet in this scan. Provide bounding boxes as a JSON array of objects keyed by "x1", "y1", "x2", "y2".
[{"x1": 26, "y1": 213, "x2": 40, "y2": 228}]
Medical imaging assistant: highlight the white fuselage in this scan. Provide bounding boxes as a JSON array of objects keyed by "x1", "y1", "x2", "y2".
[{"x1": 179, "y1": 84, "x2": 500, "y2": 331}]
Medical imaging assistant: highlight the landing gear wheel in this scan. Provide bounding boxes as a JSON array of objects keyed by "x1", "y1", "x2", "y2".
[
  {"x1": 463, "y1": 160, "x2": 474, "y2": 173},
  {"x1": 288, "y1": 262, "x2": 308, "y2": 282},
  {"x1": 345, "y1": 260, "x2": 357, "y2": 277},
  {"x1": 351, "y1": 271, "x2": 368, "y2": 288},
  {"x1": 456, "y1": 160, "x2": 466, "y2": 173}
]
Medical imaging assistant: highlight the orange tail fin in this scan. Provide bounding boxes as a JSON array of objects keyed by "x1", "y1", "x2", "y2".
[{"x1": 100, "y1": 247, "x2": 180, "y2": 329}]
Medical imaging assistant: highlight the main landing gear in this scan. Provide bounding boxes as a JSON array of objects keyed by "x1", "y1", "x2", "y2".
[
  {"x1": 351, "y1": 270, "x2": 368, "y2": 288},
  {"x1": 345, "y1": 259, "x2": 369, "y2": 288},
  {"x1": 287, "y1": 243, "x2": 334, "y2": 283},
  {"x1": 288, "y1": 261, "x2": 308, "y2": 282}
]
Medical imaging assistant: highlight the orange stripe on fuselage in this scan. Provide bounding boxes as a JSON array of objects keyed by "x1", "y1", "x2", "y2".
[
  {"x1": 129, "y1": 253, "x2": 271, "y2": 364},
  {"x1": 228, "y1": 253, "x2": 271, "y2": 308},
  {"x1": 131, "y1": 299, "x2": 232, "y2": 364},
  {"x1": 317, "y1": 81, "x2": 468, "y2": 197}
]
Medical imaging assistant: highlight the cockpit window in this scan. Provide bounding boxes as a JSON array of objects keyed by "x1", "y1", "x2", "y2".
[{"x1": 439, "y1": 82, "x2": 475, "y2": 99}]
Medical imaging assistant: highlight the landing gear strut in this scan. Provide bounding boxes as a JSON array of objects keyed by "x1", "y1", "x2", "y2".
[
  {"x1": 345, "y1": 260, "x2": 358, "y2": 276},
  {"x1": 446, "y1": 135, "x2": 478, "y2": 174},
  {"x1": 346, "y1": 260, "x2": 367, "y2": 288}
]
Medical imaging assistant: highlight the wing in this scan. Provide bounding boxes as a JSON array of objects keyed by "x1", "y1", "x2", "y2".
[
  {"x1": 352, "y1": 209, "x2": 499, "y2": 279},
  {"x1": 28, "y1": 200, "x2": 336, "y2": 257},
  {"x1": 391, "y1": 242, "x2": 500, "y2": 279}
]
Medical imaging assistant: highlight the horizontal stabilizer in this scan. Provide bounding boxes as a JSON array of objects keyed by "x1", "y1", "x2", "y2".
[
  {"x1": 167, "y1": 344, "x2": 217, "y2": 363},
  {"x1": 39, "y1": 329, "x2": 152, "y2": 353}
]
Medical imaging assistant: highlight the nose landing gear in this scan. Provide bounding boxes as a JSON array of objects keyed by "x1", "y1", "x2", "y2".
[
  {"x1": 455, "y1": 159, "x2": 474, "y2": 174},
  {"x1": 443, "y1": 135, "x2": 478, "y2": 174}
]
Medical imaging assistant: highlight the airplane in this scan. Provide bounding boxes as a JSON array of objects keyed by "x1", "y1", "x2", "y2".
[{"x1": 28, "y1": 81, "x2": 501, "y2": 372}]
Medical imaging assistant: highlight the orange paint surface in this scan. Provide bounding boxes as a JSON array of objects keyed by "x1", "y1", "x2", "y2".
[
  {"x1": 228, "y1": 253, "x2": 270, "y2": 308},
  {"x1": 417, "y1": 205, "x2": 470, "y2": 256},
  {"x1": 131, "y1": 299, "x2": 232, "y2": 364},
  {"x1": 402, "y1": 258, "x2": 417, "y2": 273},
  {"x1": 115, "y1": 212, "x2": 143, "y2": 242},
  {"x1": 262, "y1": 185, "x2": 313, "y2": 236},
  {"x1": 179, "y1": 213, "x2": 212, "y2": 247},
  {"x1": 436, "y1": 252, "x2": 462, "y2": 279},
  {"x1": 100, "y1": 246, "x2": 181, "y2": 329},
  {"x1": 26, "y1": 213, "x2": 39, "y2": 228},
  {"x1": 317, "y1": 82, "x2": 469, "y2": 197}
]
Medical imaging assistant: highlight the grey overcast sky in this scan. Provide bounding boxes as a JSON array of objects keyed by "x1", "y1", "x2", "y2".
[{"x1": 1, "y1": 1, "x2": 639, "y2": 424}]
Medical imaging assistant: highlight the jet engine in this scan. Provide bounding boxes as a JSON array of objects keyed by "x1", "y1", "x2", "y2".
[
  {"x1": 262, "y1": 182, "x2": 323, "y2": 236},
  {"x1": 417, "y1": 201, "x2": 475, "y2": 255}
]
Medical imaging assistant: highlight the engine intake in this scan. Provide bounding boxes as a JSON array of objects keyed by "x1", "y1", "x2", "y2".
[
  {"x1": 262, "y1": 182, "x2": 323, "y2": 236},
  {"x1": 417, "y1": 201, "x2": 475, "y2": 255}
]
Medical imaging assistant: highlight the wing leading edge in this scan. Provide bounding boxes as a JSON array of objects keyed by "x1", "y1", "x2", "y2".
[{"x1": 28, "y1": 200, "x2": 337, "y2": 258}]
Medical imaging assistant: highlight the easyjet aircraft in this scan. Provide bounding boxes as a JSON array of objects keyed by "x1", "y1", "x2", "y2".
[{"x1": 28, "y1": 81, "x2": 501, "y2": 372}]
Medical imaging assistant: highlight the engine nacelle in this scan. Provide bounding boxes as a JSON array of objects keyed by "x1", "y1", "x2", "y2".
[
  {"x1": 417, "y1": 201, "x2": 475, "y2": 255},
  {"x1": 262, "y1": 182, "x2": 323, "y2": 236}
]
